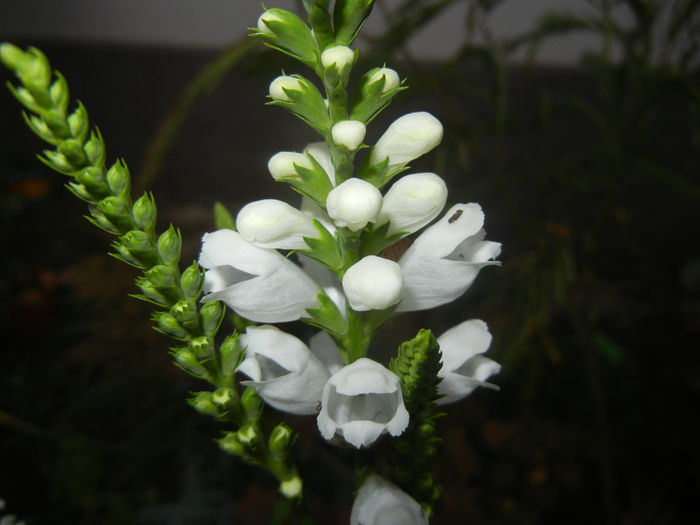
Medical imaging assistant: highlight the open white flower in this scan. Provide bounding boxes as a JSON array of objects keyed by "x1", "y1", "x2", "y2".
[
  {"x1": 199, "y1": 229, "x2": 319, "y2": 322},
  {"x1": 317, "y1": 358, "x2": 409, "y2": 448},
  {"x1": 436, "y1": 319, "x2": 501, "y2": 405},
  {"x1": 351, "y1": 474, "x2": 429, "y2": 525},
  {"x1": 342, "y1": 256, "x2": 403, "y2": 311},
  {"x1": 369, "y1": 111, "x2": 443, "y2": 170},
  {"x1": 397, "y1": 203, "x2": 501, "y2": 312},
  {"x1": 378, "y1": 172, "x2": 448, "y2": 236},
  {"x1": 238, "y1": 325, "x2": 330, "y2": 415},
  {"x1": 236, "y1": 199, "x2": 318, "y2": 250}
]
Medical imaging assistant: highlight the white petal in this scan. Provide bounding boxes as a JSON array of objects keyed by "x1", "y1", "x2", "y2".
[
  {"x1": 408, "y1": 203, "x2": 485, "y2": 259},
  {"x1": 436, "y1": 362, "x2": 501, "y2": 405},
  {"x1": 309, "y1": 331, "x2": 344, "y2": 374},
  {"x1": 339, "y1": 420, "x2": 387, "y2": 448},
  {"x1": 351, "y1": 475, "x2": 428, "y2": 525},
  {"x1": 342, "y1": 256, "x2": 403, "y2": 311},
  {"x1": 369, "y1": 111, "x2": 443, "y2": 169},
  {"x1": 437, "y1": 319, "x2": 493, "y2": 372},
  {"x1": 378, "y1": 172, "x2": 448, "y2": 235},
  {"x1": 236, "y1": 199, "x2": 317, "y2": 250},
  {"x1": 330, "y1": 358, "x2": 400, "y2": 395}
]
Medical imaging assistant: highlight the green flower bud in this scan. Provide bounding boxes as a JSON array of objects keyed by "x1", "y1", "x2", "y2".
[
  {"x1": 200, "y1": 300, "x2": 224, "y2": 336},
  {"x1": 121, "y1": 230, "x2": 157, "y2": 264},
  {"x1": 153, "y1": 311, "x2": 188, "y2": 339},
  {"x1": 135, "y1": 277, "x2": 169, "y2": 305},
  {"x1": 268, "y1": 423, "x2": 294, "y2": 455},
  {"x1": 0, "y1": 44, "x2": 51, "y2": 89},
  {"x1": 157, "y1": 226, "x2": 181, "y2": 266},
  {"x1": 43, "y1": 110, "x2": 71, "y2": 139},
  {"x1": 237, "y1": 424, "x2": 259, "y2": 446},
  {"x1": 84, "y1": 130, "x2": 106, "y2": 167},
  {"x1": 146, "y1": 264, "x2": 179, "y2": 288},
  {"x1": 98, "y1": 196, "x2": 133, "y2": 232},
  {"x1": 49, "y1": 74, "x2": 70, "y2": 111},
  {"x1": 87, "y1": 209, "x2": 118, "y2": 234},
  {"x1": 59, "y1": 138, "x2": 87, "y2": 167},
  {"x1": 172, "y1": 347, "x2": 209, "y2": 377},
  {"x1": 41, "y1": 149, "x2": 73, "y2": 173},
  {"x1": 279, "y1": 476, "x2": 303, "y2": 499},
  {"x1": 219, "y1": 334, "x2": 243, "y2": 375},
  {"x1": 218, "y1": 431, "x2": 247, "y2": 456},
  {"x1": 24, "y1": 114, "x2": 56, "y2": 144},
  {"x1": 66, "y1": 181, "x2": 94, "y2": 204},
  {"x1": 188, "y1": 391, "x2": 219, "y2": 416},
  {"x1": 132, "y1": 193, "x2": 157, "y2": 231},
  {"x1": 67, "y1": 102, "x2": 89, "y2": 142},
  {"x1": 106, "y1": 161, "x2": 131, "y2": 198},
  {"x1": 188, "y1": 335, "x2": 213, "y2": 359},
  {"x1": 241, "y1": 387, "x2": 263, "y2": 420},
  {"x1": 256, "y1": 8, "x2": 317, "y2": 64},
  {"x1": 75, "y1": 167, "x2": 108, "y2": 197},
  {"x1": 212, "y1": 387, "x2": 236, "y2": 409},
  {"x1": 171, "y1": 300, "x2": 198, "y2": 323},
  {"x1": 180, "y1": 263, "x2": 203, "y2": 299}
]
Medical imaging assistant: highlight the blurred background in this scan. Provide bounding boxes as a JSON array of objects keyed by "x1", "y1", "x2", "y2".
[{"x1": 1, "y1": 0, "x2": 699, "y2": 523}]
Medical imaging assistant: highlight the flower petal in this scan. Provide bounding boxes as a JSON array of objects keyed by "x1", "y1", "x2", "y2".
[
  {"x1": 437, "y1": 319, "x2": 492, "y2": 372},
  {"x1": 351, "y1": 475, "x2": 428, "y2": 525}
]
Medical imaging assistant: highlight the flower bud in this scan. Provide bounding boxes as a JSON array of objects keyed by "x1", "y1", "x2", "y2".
[
  {"x1": 154, "y1": 311, "x2": 188, "y2": 339},
  {"x1": 331, "y1": 120, "x2": 366, "y2": 151},
  {"x1": 269, "y1": 75, "x2": 304, "y2": 102},
  {"x1": 268, "y1": 423, "x2": 294, "y2": 455},
  {"x1": 188, "y1": 335, "x2": 214, "y2": 359},
  {"x1": 321, "y1": 45, "x2": 355, "y2": 71},
  {"x1": 368, "y1": 67, "x2": 401, "y2": 93},
  {"x1": 237, "y1": 424, "x2": 259, "y2": 446},
  {"x1": 84, "y1": 131, "x2": 106, "y2": 166},
  {"x1": 172, "y1": 347, "x2": 209, "y2": 377},
  {"x1": 218, "y1": 431, "x2": 246, "y2": 456},
  {"x1": 200, "y1": 300, "x2": 225, "y2": 335},
  {"x1": 180, "y1": 262, "x2": 203, "y2": 299},
  {"x1": 369, "y1": 111, "x2": 443, "y2": 169},
  {"x1": 188, "y1": 391, "x2": 218, "y2": 416},
  {"x1": 171, "y1": 299, "x2": 197, "y2": 323},
  {"x1": 212, "y1": 387, "x2": 235, "y2": 409},
  {"x1": 241, "y1": 387, "x2": 264, "y2": 419},
  {"x1": 76, "y1": 167, "x2": 108, "y2": 196},
  {"x1": 257, "y1": 10, "x2": 283, "y2": 34},
  {"x1": 145, "y1": 264, "x2": 178, "y2": 288},
  {"x1": 131, "y1": 193, "x2": 157, "y2": 231},
  {"x1": 378, "y1": 172, "x2": 448, "y2": 235},
  {"x1": 106, "y1": 161, "x2": 130, "y2": 197},
  {"x1": 157, "y1": 226, "x2": 181, "y2": 265},
  {"x1": 267, "y1": 151, "x2": 313, "y2": 180},
  {"x1": 122, "y1": 230, "x2": 157, "y2": 263},
  {"x1": 219, "y1": 333, "x2": 243, "y2": 375},
  {"x1": 342, "y1": 256, "x2": 403, "y2": 311},
  {"x1": 326, "y1": 178, "x2": 382, "y2": 231},
  {"x1": 236, "y1": 199, "x2": 318, "y2": 250}
]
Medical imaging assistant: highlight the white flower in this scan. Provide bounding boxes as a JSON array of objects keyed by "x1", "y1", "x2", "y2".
[
  {"x1": 309, "y1": 330, "x2": 344, "y2": 374},
  {"x1": 321, "y1": 45, "x2": 355, "y2": 71},
  {"x1": 269, "y1": 75, "x2": 303, "y2": 102},
  {"x1": 378, "y1": 172, "x2": 448, "y2": 236},
  {"x1": 238, "y1": 325, "x2": 331, "y2": 415},
  {"x1": 351, "y1": 475, "x2": 429, "y2": 525},
  {"x1": 437, "y1": 319, "x2": 501, "y2": 405},
  {"x1": 332, "y1": 120, "x2": 366, "y2": 151},
  {"x1": 368, "y1": 67, "x2": 401, "y2": 93},
  {"x1": 397, "y1": 203, "x2": 501, "y2": 312},
  {"x1": 326, "y1": 178, "x2": 382, "y2": 231},
  {"x1": 236, "y1": 199, "x2": 318, "y2": 250},
  {"x1": 303, "y1": 142, "x2": 336, "y2": 185},
  {"x1": 267, "y1": 151, "x2": 313, "y2": 180},
  {"x1": 342, "y1": 256, "x2": 403, "y2": 311},
  {"x1": 369, "y1": 112, "x2": 443, "y2": 170},
  {"x1": 317, "y1": 358, "x2": 409, "y2": 448},
  {"x1": 198, "y1": 229, "x2": 319, "y2": 322}
]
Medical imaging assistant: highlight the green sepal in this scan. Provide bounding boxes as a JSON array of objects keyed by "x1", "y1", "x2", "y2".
[
  {"x1": 241, "y1": 388, "x2": 264, "y2": 421},
  {"x1": 67, "y1": 101, "x2": 89, "y2": 142},
  {"x1": 0, "y1": 44, "x2": 51, "y2": 94},
  {"x1": 23, "y1": 112, "x2": 57, "y2": 145},
  {"x1": 267, "y1": 75, "x2": 330, "y2": 133},
  {"x1": 106, "y1": 160, "x2": 131, "y2": 199},
  {"x1": 66, "y1": 182, "x2": 97, "y2": 204},
  {"x1": 153, "y1": 311, "x2": 189, "y2": 340},
  {"x1": 84, "y1": 128, "x2": 106, "y2": 167},
  {"x1": 200, "y1": 300, "x2": 225, "y2": 336},
  {"x1": 333, "y1": 0, "x2": 377, "y2": 45},
  {"x1": 49, "y1": 71, "x2": 70, "y2": 113},
  {"x1": 218, "y1": 431, "x2": 254, "y2": 461},
  {"x1": 213, "y1": 201, "x2": 236, "y2": 230},
  {"x1": 299, "y1": 220, "x2": 344, "y2": 271},
  {"x1": 7, "y1": 84, "x2": 42, "y2": 114},
  {"x1": 43, "y1": 110, "x2": 71, "y2": 140},
  {"x1": 171, "y1": 346, "x2": 210, "y2": 378},
  {"x1": 357, "y1": 153, "x2": 407, "y2": 189},
  {"x1": 180, "y1": 262, "x2": 204, "y2": 300},
  {"x1": 219, "y1": 333, "x2": 244, "y2": 377},
  {"x1": 255, "y1": 8, "x2": 319, "y2": 66},
  {"x1": 303, "y1": 292, "x2": 348, "y2": 338},
  {"x1": 39, "y1": 149, "x2": 73, "y2": 174},
  {"x1": 171, "y1": 299, "x2": 199, "y2": 325},
  {"x1": 188, "y1": 391, "x2": 220, "y2": 416},
  {"x1": 275, "y1": 152, "x2": 333, "y2": 206},
  {"x1": 145, "y1": 264, "x2": 180, "y2": 296},
  {"x1": 120, "y1": 230, "x2": 158, "y2": 266},
  {"x1": 75, "y1": 166, "x2": 109, "y2": 199},
  {"x1": 110, "y1": 239, "x2": 146, "y2": 268},
  {"x1": 97, "y1": 195, "x2": 134, "y2": 233},
  {"x1": 188, "y1": 335, "x2": 214, "y2": 360},
  {"x1": 304, "y1": 2, "x2": 333, "y2": 50},
  {"x1": 360, "y1": 221, "x2": 406, "y2": 258},
  {"x1": 268, "y1": 423, "x2": 295, "y2": 458},
  {"x1": 58, "y1": 138, "x2": 87, "y2": 167},
  {"x1": 131, "y1": 192, "x2": 157, "y2": 232},
  {"x1": 349, "y1": 67, "x2": 407, "y2": 123},
  {"x1": 157, "y1": 226, "x2": 182, "y2": 266},
  {"x1": 133, "y1": 276, "x2": 169, "y2": 306}
]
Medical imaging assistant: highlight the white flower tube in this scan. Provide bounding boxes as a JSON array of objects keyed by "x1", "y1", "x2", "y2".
[
  {"x1": 436, "y1": 319, "x2": 501, "y2": 405},
  {"x1": 397, "y1": 203, "x2": 501, "y2": 312},
  {"x1": 378, "y1": 172, "x2": 448, "y2": 235},
  {"x1": 238, "y1": 325, "x2": 331, "y2": 415},
  {"x1": 342, "y1": 256, "x2": 403, "y2": 311},
  {"x1": 332, "y1": 120, "x2": 366, "y2": 151},
  {"x1": 198, "y1": 229, "x2": 319, "y2": 322},
  {"x1": 369, "y1": 111, "x2": 443, "y2": 170},
  {"x1": 236, "y1": 199, "x2": 318, "y2": 250},
  {"x1": 351, "y1": 475, "x2": 429, "y2": 525},
  {"x1": 326, "y1": 178, "x2": 382, "y2": 231},
  {"x1": 317, "y1": 358, "x2": 409, "y2": 448}
]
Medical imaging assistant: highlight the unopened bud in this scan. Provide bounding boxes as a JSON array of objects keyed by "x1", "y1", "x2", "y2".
[
  {"x1": 267, "y1": 151, "x2": 313, "y2": 180},
  {"x1": 219, "y1": 334, "x2": 243, "y2": 375},
  {"x1": 172, "y1": 347, "x2": 209, "y2": 377},
  {"x1": 268, "y1": 423, "x2": 294, "y2": 455},
  {"x1": 236, "y1": 199, "x2": 317, "y2": 250},
  {"x1": 378, "y1": 172, "x2": 447, "y2": 235},
  {"x1": 326, "y1": 178, "x2": 382, "y2": 232},
  {"x1": 188, "y1": 391, "x2": 218, "y2": 416},
  {"x1": 368, "y1": 67, "x2": 401, "y2": 93},
  {"x1": 219, "y1": 432, "x2": 246, "y2": 456},
  {"x1": 132, "y1": 193, "x2": 157, "y2": 231},
  {"x1": 331, "y1": 120, "x2": 366, "y2": 151},
  {"x1": 269, "y1": 75, "x2": 303, "y2": 102},
  {"x1": 157, "y1": 227, "x2": 181, "y2": 265},
  {"x1": 189, "y1": 336, "x2": 214, "y2": 358},
  {"x1": 200, "y1": 300, "x2": 224, "y2": 335},
  {"x1": 237, "y1": 424, "x2": 259, "y2": 446},
  {"x1": 180, "y1": 262, "x2": 203, "y2": 299},
  {"x1": 342, "y1": 256, "x2": 404, "y2": 311},
  {"x1": 369, "y1": 111, "x2": 443, "y2": 169},
  {"x1": 212, "y1": 387, "x2": 235, "y2": 409},
  {"x1": 241, "y1": 387, "x2": 263, "y2": 419},
  {"x1": 154, "y1": 312, "x2": 188, "y2": 339},
  {"x1": 321, "y1": 45, "x2": 355, "y2": 71},
  {"x1": 257, "y1": 10, "x2": 284, "y2": 34}
]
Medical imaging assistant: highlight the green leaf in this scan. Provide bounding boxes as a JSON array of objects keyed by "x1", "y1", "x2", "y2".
[
  {"x1": 303, "y1": 292, "x2": 348, "y2": 337},
  {"x1": 360, "y1": 221, "x2": 405, "y2": 258},
  {"x1": 300, "y1": 220, "x2": 345, "y2": 271},
  {"x1": 255, "y1": 8, "x2": 319, "y2": 66},
  {"x1": 334, "y1": 0, "x2": 377, "y2": 45},
  {"x1": 267, "y1": 75, "x2": 331, "y2": 133},
  {"x1": 213, "y1": 201, "x2": 236, "y2": 230}
]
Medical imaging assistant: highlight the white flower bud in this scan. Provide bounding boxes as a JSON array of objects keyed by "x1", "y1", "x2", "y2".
[
  {"x1": 368, "y1": 67, "x2": 401, "y2": 93},
  {"x1": 236, "y1": 199, "x2": 318, "y2": 250},
  {"x1": 321, "y1": 45, "x2": 355, "y2": 71},
  {"x1": 269, "y1": 75, "x2": 303, "y2": 102},
  {"x1": 369, "y1": 111, "x2": 444, "y2": 169},
  {"x1": 326, "y1": 178, "x2": 382, "y2": 231},
  {"x1": 378, "y1": 172, "x2": 448, "y2": 235},
  {"x1": 331, "y1": 120, "x2": 366, "y2": 151},
  {"x1": 257, "y1": 11, "x2": 283, "y2": 34},
  {"x1": 351, "y1": 475, "x2": 429, "y2": 525},
  {"x1": 267, "y1": 151, "x2": 313, "y2": 180},
  {"x1": 342, "y1": 256, "x2": 403, "y2": 311}
]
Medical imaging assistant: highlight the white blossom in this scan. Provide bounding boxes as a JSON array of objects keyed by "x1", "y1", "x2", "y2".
[
  {"x1": 350, "y1": 475, "x2": 429, "y2": 525},
  {"x1": 368, "y1": 67, "x2": 401, "y2": 93},
  {"x1": 436, "y1": 319, "x2": 501, "y2": 405},
  {"x1": 321, "y1": 45, "x2": 355, "y2": 71},
  {"x1": 378, "y1": 172, "x2": 448, "y2": 235},
  {"x1": 238, "y1": 325, "x2": 331, "y2": 415},
  {"x1": 342, "y1": 256, "x2": 403, "y2": 311},
  {"x1": 326, "y1": 178, "x2": 382, "y2": 231},
  {"x1": 269, "y1": 75, "x2": 303, "y2": 102},
  {"x1": 199, "y1": 229, "x2": 319, "y2": 322},
  {"x1": 332, "y1": 120, "x2": 366, "y2": 151},
  {"x1": 369, "y1": 112, "x2": 443, "y2": 170},
  {"x1": 317, "y1": 358, "x2": 409, "y2": 448},
  {"x1": 236, "y1": 199, "x2": 318, "y2": 250},
  {"x1": 267, "y1": 151, "x2": 313, "y2": 180},
  {"x1": 397, "y1": 203, "x2": 501, "y2": 312}
]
